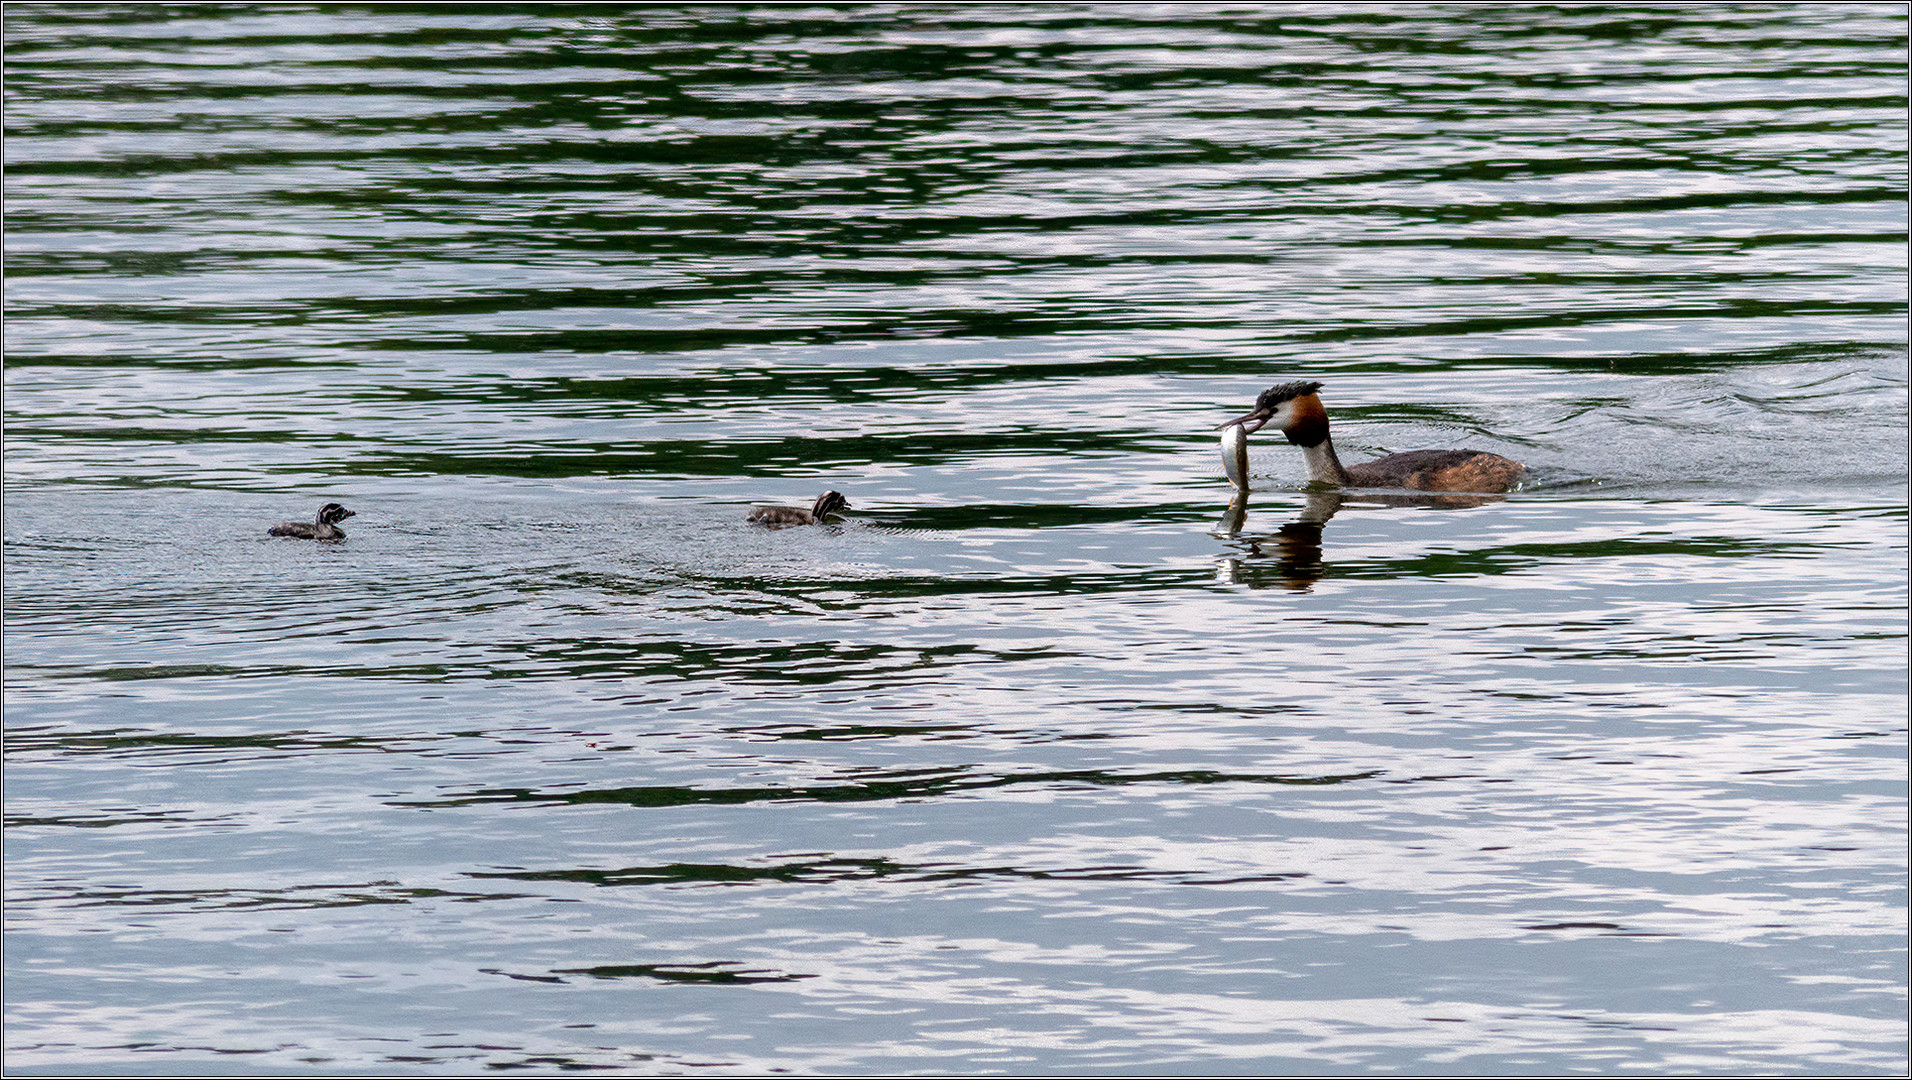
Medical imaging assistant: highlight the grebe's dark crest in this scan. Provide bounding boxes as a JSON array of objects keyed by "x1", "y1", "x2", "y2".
[
  {"x1": 268, "y1": 502, "x2": 355, "y2": 540},
  {"x1": 1220, "y1": 381, "x2": 1524, "y2": 493},
  {"x1": 748, "y1": 490, "x2": 850, "y2": 528}
]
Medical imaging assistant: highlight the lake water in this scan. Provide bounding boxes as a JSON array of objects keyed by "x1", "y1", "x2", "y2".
[{"x1": 3, "y1": 4, "x2": 1906, "y2": 1075}]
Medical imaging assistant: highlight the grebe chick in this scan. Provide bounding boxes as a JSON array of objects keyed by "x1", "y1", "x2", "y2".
[
  {"x1": 748, "y1": 490, "x2": 850, "y2": 528},
  {"x1": 268, "y1": 502, "x2": 355, "y2": 540},
  {"x1": 1220, "y1": 381, "x2": 1524, "y2": 493}
]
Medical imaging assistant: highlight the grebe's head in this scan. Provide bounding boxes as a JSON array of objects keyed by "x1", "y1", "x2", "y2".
[
  {"x1": 1219, "y1": 381, "x2": 1329, "y2": 445},
  {"x1": 812, "y1": 491, "x2": 850, "y2": 520},
  {"x1": 317, "y1": 503, "x2": 355, "y2": 525}
]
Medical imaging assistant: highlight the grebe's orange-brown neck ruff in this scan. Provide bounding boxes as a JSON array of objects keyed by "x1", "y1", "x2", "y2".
[{"x1": 1219, "y1": 381, "x2": 1524, "y2": 493}]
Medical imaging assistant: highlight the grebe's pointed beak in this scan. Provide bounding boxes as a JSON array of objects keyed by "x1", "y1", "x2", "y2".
[{"x1": 1218, "y1": 407, "x2": 1273, "y2": 435}]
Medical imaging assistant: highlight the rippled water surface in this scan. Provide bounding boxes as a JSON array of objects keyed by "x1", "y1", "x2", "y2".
[{"x1": 4, "y1": 4, "x2": 1906, "y2": 1075}]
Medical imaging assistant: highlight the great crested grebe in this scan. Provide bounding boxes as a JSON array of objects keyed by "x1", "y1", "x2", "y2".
[
  {"x1": 1220, "y1": 381, "x2": 1525, "y2": 493},
  {"x1": 748, "y1": 490, "x2": 850, "y2": 528},
  {"x1": 268, "y1": 502, "x2": 355, "y2": 540}
]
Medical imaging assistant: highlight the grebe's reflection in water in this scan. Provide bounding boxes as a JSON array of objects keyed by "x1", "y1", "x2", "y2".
[
  {"x1": 1218, "y1": 420, "x2": 1333, "y2": 589},
  {"x1": 1217, "y1": 487, "x2": 1342, "y2": 591},
  {"x1": 1218, "y1": 467, "x2": 1509, "y2": 592},
  {"x1": 1219, "y1": 419, "x2": 1336, "y2": 585},
  {"x1": 1218, "y1": 487, "x2": 1515, "y2": 592}
]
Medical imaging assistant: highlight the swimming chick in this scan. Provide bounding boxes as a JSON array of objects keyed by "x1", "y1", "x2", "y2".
[
  {"x1": 1220, "y1": 381, "x2": 1524, "y2": 493},
  {"x1": 268, "y1": 502, "x2": 355, "y2": 540},
  {"x1": 748, "y1": 490, "x2": 850, "y2": 528}
]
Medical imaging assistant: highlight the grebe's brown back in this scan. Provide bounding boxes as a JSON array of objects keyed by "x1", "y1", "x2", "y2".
[
  {"x1": 748, "y1": 490, "x2": 850, "y2": 528},
  {"x1": 1220, "y1": 381, "x2": 1524, "y2": 493},
  {"x1": 268, "y1": 502, "x2": 355, "y2": 539}
]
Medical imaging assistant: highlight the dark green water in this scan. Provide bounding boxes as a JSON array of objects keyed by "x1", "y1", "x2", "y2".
[{"x1": 4, "y1": 4, "x2": 1905, "y2": 1074}]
